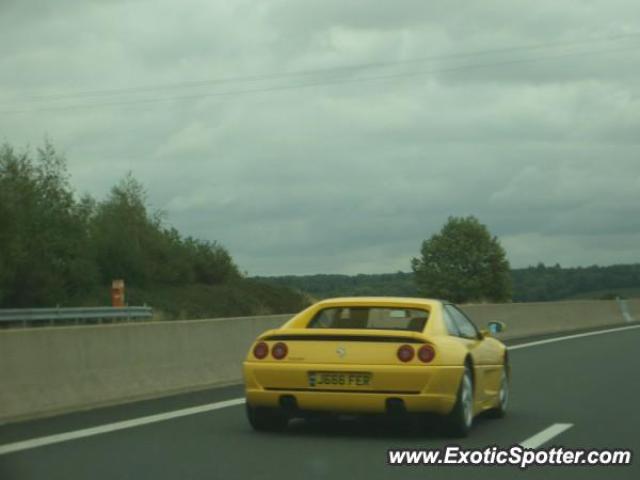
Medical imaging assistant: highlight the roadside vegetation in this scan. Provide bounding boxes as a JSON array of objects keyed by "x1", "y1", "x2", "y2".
[{"x1": 0, "y1": 141, "x2": 308, "y2": 318}]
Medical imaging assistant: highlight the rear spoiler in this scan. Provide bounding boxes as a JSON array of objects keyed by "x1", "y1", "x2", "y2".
[{"x1": 261, "y1": 331, "x2": 427, "y2": 344}]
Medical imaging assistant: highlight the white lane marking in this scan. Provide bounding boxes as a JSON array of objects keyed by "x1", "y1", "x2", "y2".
[
  {"x1": 2, "y1": 323, "x2": 639, "y2": 456},
  {"x1": 520, "y1": 423, "x2": 574, "y2": 448},
  {"x1": 508, "y1": 323, "x2": 640, "y2": 351},
  {"x1": 0, "y1": 398, "x2": 245, "y2": 456}
]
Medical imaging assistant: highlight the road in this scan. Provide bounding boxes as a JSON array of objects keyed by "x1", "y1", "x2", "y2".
[{"x1": 1, "y1": 325, "x2": 639, "y2": 479}]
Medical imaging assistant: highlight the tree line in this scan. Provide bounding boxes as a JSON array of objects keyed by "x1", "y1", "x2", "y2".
[
  {"x1": 258, "y1": 264, "x2": 640, "y2": 302},
  {"x1": 512, "y1": 262, "x2": 640, "y2": 301}
]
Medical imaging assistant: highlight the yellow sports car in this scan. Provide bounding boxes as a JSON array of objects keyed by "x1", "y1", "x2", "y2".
[{"x1": 243, "y1": 297, "x2": 508, "y2": 437}]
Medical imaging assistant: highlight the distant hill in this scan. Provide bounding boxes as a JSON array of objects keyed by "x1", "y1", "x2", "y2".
[
  {"x1": 511, "y1": 263, "x2": 640, "y2": 301},
  {"x1": 254, "y1": 272, "x2": 419, "y2": 301},
  {"x1": 255, "y1": 263, "x2": 640, "y2": 302}
]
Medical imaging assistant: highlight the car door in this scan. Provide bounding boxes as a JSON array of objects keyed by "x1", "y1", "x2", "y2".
[{"x1": 443, "y1": 305, "x2": 500, "y2": 405}]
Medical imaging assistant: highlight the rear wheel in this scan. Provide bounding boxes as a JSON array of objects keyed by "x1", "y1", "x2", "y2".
[
  {"x1": 246, "y1": 404, "x2": 288, "y2": 432},
  {"x1": 487, "y1": 364, "x2": 509, "y2": 419},
  {"x1": 444, "y1": 365, "x2": 474, "y2": 437}
]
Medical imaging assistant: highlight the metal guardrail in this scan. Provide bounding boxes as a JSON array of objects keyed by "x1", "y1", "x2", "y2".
[{"x1": 0, "y1": 306, "x2": 153, "y2": 328}]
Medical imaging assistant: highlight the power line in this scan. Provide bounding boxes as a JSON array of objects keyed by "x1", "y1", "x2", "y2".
[
  {"x1": 5, "y1": 31, "x2": 640, "y2": 106},
  {"x1": 1, "y1": 45, "x2": 637, "y2": 115}
]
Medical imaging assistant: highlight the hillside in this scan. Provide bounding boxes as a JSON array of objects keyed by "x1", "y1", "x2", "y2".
[
  {"x1": 74, "y1": 279, "x2": 309, "y2": 320},
  {"x1": 254, "y1": 272, "x2": 418, "y2": 300}
]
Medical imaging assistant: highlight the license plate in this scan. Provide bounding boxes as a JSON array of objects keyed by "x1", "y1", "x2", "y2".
[{"x1": 307, "y1": 371, "x2": 372, "y2": 388}]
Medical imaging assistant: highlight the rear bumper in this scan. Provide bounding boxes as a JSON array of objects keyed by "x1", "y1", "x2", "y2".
[{"x1": 243, "y1": 362, "x2": 463, "y2": 415}]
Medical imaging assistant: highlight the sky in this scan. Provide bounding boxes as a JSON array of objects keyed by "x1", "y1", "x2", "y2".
[{"x1": 1, "y1": 0, "x2": 639, "y2": 275}]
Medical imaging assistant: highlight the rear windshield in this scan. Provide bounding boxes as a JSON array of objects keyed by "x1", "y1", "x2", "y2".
[{"x1": 307, "y1": 307, "x2": 429, "y2": 332}]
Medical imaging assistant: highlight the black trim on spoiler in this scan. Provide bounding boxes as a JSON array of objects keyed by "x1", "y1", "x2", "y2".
[{"x1": 262, "y1": 334, "x2": 425, "y2": 343}]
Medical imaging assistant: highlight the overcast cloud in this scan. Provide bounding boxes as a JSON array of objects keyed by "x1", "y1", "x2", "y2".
[{"x1": 1, "y1": 0, "x2": 639, "y2": 275}]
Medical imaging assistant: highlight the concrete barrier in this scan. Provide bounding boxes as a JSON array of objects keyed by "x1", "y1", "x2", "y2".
[
  {"x1": 461, "y1": 300, "x2": 626, "y2": 340},
  {"x1": 0, "y1": 300, "x2": 634, "y2": 424},
  {"x1": 624, "y1": 299, "x2": 639, "y2": 322},
  {"x1": 0, "y1": 314, "x2": 290, "y2": 424}
]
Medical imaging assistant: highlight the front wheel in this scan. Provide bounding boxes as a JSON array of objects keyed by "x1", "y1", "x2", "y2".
[
  {"x1": 246, "y1": 404, "x2": 288, "y2": 432},
  {"x1": 444, "y1": 366, "x2": 474, "y2": 438}
]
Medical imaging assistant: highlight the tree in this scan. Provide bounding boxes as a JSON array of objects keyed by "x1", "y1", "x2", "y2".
[
  {"x1": 183, "y1": 237, "x2": 239, "y2": 285},
  {"x1": 90, "y1": 173, "x2": 157, "y2": 286},
  {"x1": 0, "y1": 142, "x2": 98, "y2": 306},
  {"x1": 90, "y1": 172, "x2": 240, "y2": 288},
  {"x1": 411, "y1": 216, "x2": 511, "y2": 303}
]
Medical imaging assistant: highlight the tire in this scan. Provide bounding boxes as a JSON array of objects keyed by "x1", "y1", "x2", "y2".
[
  {"x1": 444, "y1": 365, "x2": 474, "y2": 438},
  {"x1": 487, "y1": 363, "x2": 509, "y2": 419},
  {"x1": 246, "y1": 404, "x2": 288, "y2": 432}
]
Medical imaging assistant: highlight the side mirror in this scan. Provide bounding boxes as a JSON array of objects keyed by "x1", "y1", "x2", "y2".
[{"x1": 487, "y1": 321, "x2": 506, "y2": 335}]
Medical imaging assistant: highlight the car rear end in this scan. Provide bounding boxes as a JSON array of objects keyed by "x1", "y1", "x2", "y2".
[{"x1": 243, "y1": 328, "x2": 463, "y2": 417}]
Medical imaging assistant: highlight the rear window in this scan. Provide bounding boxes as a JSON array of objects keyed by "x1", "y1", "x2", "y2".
[{"x1": 307, "y1": 307, "x2": 429, "y2": 332}]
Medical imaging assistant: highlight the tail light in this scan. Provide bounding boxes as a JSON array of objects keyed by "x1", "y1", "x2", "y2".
[
  {"x1": 418, "y1": 344, "x2": 436, "y2": 363},
  {"x1": 253, "y1": 341, "x2": 269, "y2": 359},
  {"x1": 272, "y1": 342, "x2": 288, "y2": 360},
  {"x1": 397, "y1": 344, "x2": 414, "y2": 362}
]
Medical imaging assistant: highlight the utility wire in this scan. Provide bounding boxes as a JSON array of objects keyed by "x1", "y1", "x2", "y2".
[
  {"x1": 1, "y1": 45, "x2": 637, "y2": 115},
  {"x1": 5, "y1": 31, "x2": 640, "y2": 105}
]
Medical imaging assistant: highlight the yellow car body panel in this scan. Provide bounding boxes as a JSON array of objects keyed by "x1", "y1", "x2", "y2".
[{"x1": 243, "y1": 297, "x2": 507, "y2": 417}]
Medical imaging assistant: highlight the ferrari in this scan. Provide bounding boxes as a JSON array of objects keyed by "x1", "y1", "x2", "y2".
[{"x1": 243, "y1": 297, "x2": 508, "y2": 437}]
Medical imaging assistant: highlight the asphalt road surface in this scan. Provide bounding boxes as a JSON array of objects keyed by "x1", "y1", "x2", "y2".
[{"x1": 1, "y1": 325, "x2": 639, "y2": 479}]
